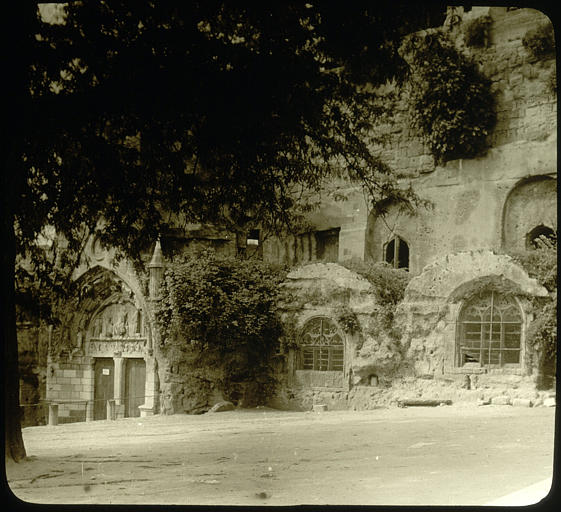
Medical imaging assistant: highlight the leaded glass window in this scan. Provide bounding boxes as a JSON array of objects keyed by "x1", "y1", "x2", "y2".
[
  {"x1": 458, "y1": 291, "x2": 522, "y2": 367},
  {"x1": 300, "y1": 317, "x2": 344, "y2": 371}
]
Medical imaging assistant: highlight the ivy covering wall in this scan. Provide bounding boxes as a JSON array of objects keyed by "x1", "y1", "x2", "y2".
[
  {"x1": 155, "y1": 251, "x2": 287, "y2": 408},
  {"x1": 402, "y1": 30, "x2": 496, "y2": 164},
  {"x1": 508, "y1": 247, "x2": 557, "y2": 388}
]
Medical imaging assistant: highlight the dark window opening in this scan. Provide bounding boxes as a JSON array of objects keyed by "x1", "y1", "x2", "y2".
[
  {"x1": 247, "y1": 229, "x2": 260, "y2": 246},
  {"x1": 527, "y1": 225, "x2": 557, "y2": 250},
  {"x1": 238, "y1": 229, "x2": 263, "y2": 259},
  {"x1": 315, "y1": 228, "x2": 340, "y2": 262},
  {"x1": 458, "y1": 291, "x2": 522, "y2": 367},
  {"x1": 384, "y1": 236, "x2": 409, "y2": 270}
]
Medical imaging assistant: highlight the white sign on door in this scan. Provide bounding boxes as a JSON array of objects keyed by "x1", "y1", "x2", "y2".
[{"x1": 102, "y1": 368, "x2": 110, "y2": 375}]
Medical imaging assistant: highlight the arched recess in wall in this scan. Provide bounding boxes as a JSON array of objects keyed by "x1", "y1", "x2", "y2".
[
  {"x1": 60, "y1": 265, "x2": 151, "y2": 354},
  {"x1": 501, "y1": 175, "x2": 557, "y2": 252},
  {"x1": 365, "y1": 201, "x2": 415, "y2": 268}
]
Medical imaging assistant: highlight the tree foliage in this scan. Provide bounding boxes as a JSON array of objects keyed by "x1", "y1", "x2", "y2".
[
  {"x1": 20, "y1": 2, "x2": 444, "y2": 260},
  {"x1": 4, "y1": 1, "x2": 445, "y2": 460},
  {"x1": 155, "y1": 252, "x2": 287, "y2": 405}
]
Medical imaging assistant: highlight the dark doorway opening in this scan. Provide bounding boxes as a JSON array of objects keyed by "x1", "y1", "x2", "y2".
[
  {"x1": 94, "y1": 358, "x2": 114, "y2": 420},
  {"x1": 124, "y1": 358, "x2": 146, "y2": 418}
]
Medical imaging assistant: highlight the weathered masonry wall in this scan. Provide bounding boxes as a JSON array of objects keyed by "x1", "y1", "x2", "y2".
[
  {"x1": 376, "y1": 6, "x2": 556, "y2": 180},
  {"x1": 47, "y1": 356, "x2": 94, "y2": 423},
  {"x1": 262, "y1": 185, "x2": 370, "y2": 265},
  {"x1": 271, "y1": 257, "x2": 550, "y2": 411},
  {"x1": 263, "y1": 7, "x2": 556, "y2": 274},
  {"x1": 365, "y1": 139, "x2": 557, "y2": 274},
  {"x1": 395, "y1": 250, "x2": 547, "y2": 382},
  {"x1": 365, "y1": 7, "x2": 557, "y2": 274}
]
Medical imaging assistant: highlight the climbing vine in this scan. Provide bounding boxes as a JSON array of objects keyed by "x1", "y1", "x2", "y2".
[
  {"x1": 522, "y1": 22, "x2": 555, "y2": 60},
  {"x1": 508, "y1": 246, "x2": 556, "y2": 387},
  {"x1": 342, "y1": 260, "x2": 410, "y2": 341},
  {"x1": 334, "y1": 305, "x2": 360, "y2": 335},
  {"x1": 402, "y1": 30, "x2": 496, "y2": 164}
]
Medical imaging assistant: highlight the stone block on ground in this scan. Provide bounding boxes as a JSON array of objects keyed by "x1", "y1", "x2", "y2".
[
  {"x1": 491, "y1": 396, "x2": 512, "y2": 406},
  {"x1": 397, "y1": 399, "x2": 452, "y2": 408},
  {"x1": 313, "y1": 404, "x2": 328, "y2": 412},
  {"x1": 543, "y1": 397, "x2": 556, "y2": 407},
  {"x1": 512, "y1": 398, "x2": 533, "y2": 408},
  {"x1": 208, "y1": 401, "x2": 235, "y2": 413}
]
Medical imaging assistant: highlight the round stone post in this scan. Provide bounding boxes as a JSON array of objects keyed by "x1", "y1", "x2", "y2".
[
  {"x1": 48, "y1": 403, "x2": 59, "y2": 426},
  {"x1": 107, "y1": 399, "x2": 116, "y2": 420}
]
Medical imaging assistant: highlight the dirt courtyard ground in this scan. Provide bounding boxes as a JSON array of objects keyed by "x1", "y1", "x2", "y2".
[{"x1": 6, "y1": 404, "x2": 556, "y2": 506}]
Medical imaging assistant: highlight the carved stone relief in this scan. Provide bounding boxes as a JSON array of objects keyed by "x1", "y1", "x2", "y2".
[
  {"x1": 89, "y1": 301, "x2": 144, "y2": 339},
  {"x1": 87, "y1": 301, "x2": 147, "y2": 356}
]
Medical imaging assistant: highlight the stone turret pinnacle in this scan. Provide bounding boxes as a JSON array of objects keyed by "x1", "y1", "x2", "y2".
[{"x1": 148, "y1": 239, "x2": 164, "y2": 299}]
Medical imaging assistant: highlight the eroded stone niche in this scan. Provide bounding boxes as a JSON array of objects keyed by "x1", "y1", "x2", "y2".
[
  {"x1": 395, "y1": 250, "x2": 548, "y2": 388},
  {"x1": 502, "y1": 175, "x2": 557, "y2": 251}
]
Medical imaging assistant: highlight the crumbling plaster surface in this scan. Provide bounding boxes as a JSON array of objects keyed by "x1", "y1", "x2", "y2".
[
  {"x1": 263, "y1": 7, "x2": 557, "y2": 276},
  {"x1": 362, "y1": 6, "x2": 556, "y2": 274},
  {"x1": 274, "y1": 254, "x2": 549, "y2": 411},
  {"x1": 275, "y1": 263, "x2": 404, "y2": 406},
  {"x1": 395, "y1": 250, "x2": 548, "y2": 384},
  {"x1": 262, "y1": 185, "x2": 370, "y2": 265},
  {"x1": 403, "y1": 250, "x2": 547, "y2": 301},
  {"x1": 366, "y1": 136, "x2": 556, "y2": 275}
]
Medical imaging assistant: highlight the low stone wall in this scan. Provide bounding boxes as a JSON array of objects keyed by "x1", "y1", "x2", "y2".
[
  {"x1": 47, "y1": 355, "x2": 94, "y2": 423},
  {"x1": 268, "y1": 376, "x2": 551, "y2": 412}
]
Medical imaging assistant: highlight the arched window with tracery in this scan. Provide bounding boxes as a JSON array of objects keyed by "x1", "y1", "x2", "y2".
[
  {"x1": 458, "y1": 291, "x2": 522, "y2": 367},
  {"x1": 300, "y1": 317, "x2": 344, "y2": 371}
]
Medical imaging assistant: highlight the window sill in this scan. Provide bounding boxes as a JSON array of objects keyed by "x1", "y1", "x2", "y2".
[{"x1": 450, "y1": 365, "x2": 523, "y2": 375}]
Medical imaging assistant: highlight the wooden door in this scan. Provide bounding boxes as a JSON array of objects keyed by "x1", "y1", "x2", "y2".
[
  {"x1": 124, "y1": 358, "x2": 146, "y2": 418},
  {"x1": 94, "y1": 358, "x2": 115, "y2": 420}
]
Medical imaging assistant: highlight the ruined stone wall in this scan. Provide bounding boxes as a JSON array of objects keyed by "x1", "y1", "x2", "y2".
[
  {"x1": 271, "y1": 263, "x2": 409, "y2": 410},
  {"x1": 502, "y1": 175, "x2": 557, "y2": 251},
  {"x1": 377, "y1": 6, "x2": 556, "y2": 179},
  {"x1": 272, "y1": 257, "x2": 551, "y2": 411},
  {"x1": 263, "y1": 7, "x2": 557, "y2": 274},
  {"x1": 394, "y1": 250, "x2": 548, "y2": 392},
  {"x1": 365, "y1": 136, "x2": 557, "y2": 274},
  {"x1": 262, "y1": 185, "x2": 370, "y2": 265},
  {"x1": 365, "y1": 7, "x2": 557, "y2": 274}
]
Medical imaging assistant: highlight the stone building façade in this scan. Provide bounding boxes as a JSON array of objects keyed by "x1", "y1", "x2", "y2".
[{"x1": 20, "y1": 6, "x2": 556, "y2": 422}]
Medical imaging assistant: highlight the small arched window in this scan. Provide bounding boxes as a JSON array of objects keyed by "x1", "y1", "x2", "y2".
[
  {"x1": 526, "y1": 225, "x2": 557, "y2": 250},
  {"x1": 384, "y1": 236, "x2": 409, "y2": 270},
  {"x1": 300, "y1": 317, "x2": 344, "y2": 371},
  {"x1": 458, "y1": 291, "x2": 522, "y2": 367}
]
